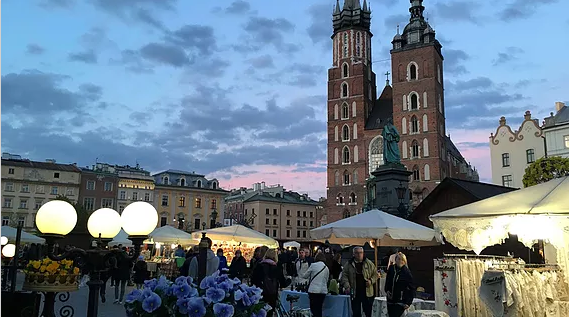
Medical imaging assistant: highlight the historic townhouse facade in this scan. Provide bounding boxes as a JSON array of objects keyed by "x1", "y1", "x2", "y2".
[{"x1": 79, "y1": 163, "x2": 119, "y2": 211}]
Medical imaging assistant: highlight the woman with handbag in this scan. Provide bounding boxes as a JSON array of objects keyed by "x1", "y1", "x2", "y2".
[
  {"x1": 385, "y1": 252, "x2": 415, "y2": 317},
  {"x1": 301, "y1": 253, "x2": 330, "y2": 317}
]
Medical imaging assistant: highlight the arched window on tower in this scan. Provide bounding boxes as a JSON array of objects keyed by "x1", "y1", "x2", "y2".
[
  {"x1": 411, "y1": 116, "x2": 419, "y2": 133},
  {"x1": 334, "y1": 171, "x2": 340, "y2": 186},
  {"x1": 337, "y1": 193, "x2": 344, "y2": 204},
  {"x1": 369, "y1": 136, "x2": 384, "y2": 174},
  {"x1": 342, "y1": 125, "x2": 350, "y2": 141},
  {"x1": 411, "y1": 140, "x2": 420, "y2": 158},
  {"x1": 343, "y1": 146, "x2": 350, "y2": 164},
  {"x1": 342, "y1": 82, "x2": 348, "y2": 98},
  {"x1": 343, "y1": 170, "x2": 350, "y2": 185},
  {"x1": 412, "y1": 165, "x2": 420, "y2": 181},
  {"x1": 342, "y1": 103, "x2": 349, "y2": 119},
  {"x1": 343, "y1": 32, "x2": 348, "y2": 57},
  {"x1": 342, "y1": 63, "x2": 349, "y2": 78},
  {"x1": 356, "y1": 32, "x2": 361, "y2": 57},
  {"x1": 410, "y1": 64, "x2": 417, "y2": 80},
  {"x1": 353, "y1": 170, "x2": 358, "y2": 184},
  {"x1": 343, "y1": 209, "x2": 350, "y2": 218},
  {"x1": 410, "y1": 94, "x2": 418, "y2": 110},
  {"x1": 349, "y1": 192, "x2": 356, "y2": 203}
]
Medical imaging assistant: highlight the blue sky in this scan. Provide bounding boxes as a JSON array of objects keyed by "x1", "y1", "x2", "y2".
[{"x1": 2, "y1": 0, "x2": 568, "y2": 199}]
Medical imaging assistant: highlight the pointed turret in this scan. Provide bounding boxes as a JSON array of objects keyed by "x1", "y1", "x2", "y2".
[
  {"x1": 363, "y1": 0, "x2": 369, "y2": 12},
  {"x1": 333, "y1": 0, "x2": 371, "y2": 34},
  {"x1": 334, "y1": 0, "x2": 340, "y2": 14},
  {"x1": 354, "y1": 0, "x2": 361, "y2": 10}
]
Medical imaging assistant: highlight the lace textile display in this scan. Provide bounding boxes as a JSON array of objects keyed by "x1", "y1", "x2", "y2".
[{"x1": 479, "y1": 267, "x2": 569, "y2": 317}]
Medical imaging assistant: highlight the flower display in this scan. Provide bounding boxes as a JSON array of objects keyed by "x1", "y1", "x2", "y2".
[
  {"x1": 24, "y1": 258, "x2": 80, "y2": 276},
  {"x1": 125, "y1": 272, "x2": 266, "y2": 317}
]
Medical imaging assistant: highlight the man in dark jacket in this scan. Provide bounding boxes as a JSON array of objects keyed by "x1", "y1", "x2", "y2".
[{"x1": 228, "y1": 249, "x2": 247, "y2": 280}]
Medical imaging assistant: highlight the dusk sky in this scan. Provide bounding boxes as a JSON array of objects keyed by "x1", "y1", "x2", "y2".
[{"x1": 2, "y1": 0, "x2": 568, "y2": 199}]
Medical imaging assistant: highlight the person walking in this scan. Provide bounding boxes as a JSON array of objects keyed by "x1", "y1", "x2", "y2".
[
  {"x1": 228, "y1": 249, "x2": 247, "y2": 280},
  {"x1": 385, "y1": 252, "x2": 415, "y2": 317},
  {"x1": 251, "y1": 249, "x2": 291, "y2": 317},
  {"x1": 301, "y1": 253, "x2": 329, "y2": 317},
  {"x1": 113, "y1": 249, "x2": 132, "y2": 304},
  {"x1": 341, "y1": 246, "x2": 377, "y2": 317},
  {"x1": 133, "y1": 255, "x2": 148, "y2": 289}
]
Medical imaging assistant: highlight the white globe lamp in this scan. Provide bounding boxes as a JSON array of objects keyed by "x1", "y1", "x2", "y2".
[
  {"x1": 2, "y1": 243, "x2": 16, "y2": 257},
  {"x1": 1, "y1": 236, "x2": 8, "y2": 246},
  {"x1": 36, "y1": 200, "x2": 77, "y2": 236},
  {"x1": 88, "y1": 208, "x2": 122, "y2": 239},
  {"x1": 121, "y1": 202, "x2": 158, "y2": 236}
]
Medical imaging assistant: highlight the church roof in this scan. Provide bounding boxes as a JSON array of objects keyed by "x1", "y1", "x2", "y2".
[{"x1": 365, "y1": 85, "x2": 393, "y2": 130}]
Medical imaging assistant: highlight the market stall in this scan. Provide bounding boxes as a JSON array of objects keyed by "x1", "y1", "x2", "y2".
[
  {"x1": 192, "y1": 225, "x2": 278, "y2": 263},
  {"x1": 1, "y1": 226, "x2": 45, "y2": 244},
  {"x1": 430, "y1": 176, "x2": 569, "y2": 317},
  {"x1": 283, "y1": 241, "x2": 301, "y2": 249},
  {"x1": 109, "y1": 229, "x2": 132, "y2": 247},
  {"x1": 144, "y1": 225, "x2": 196, "y2": 279}
]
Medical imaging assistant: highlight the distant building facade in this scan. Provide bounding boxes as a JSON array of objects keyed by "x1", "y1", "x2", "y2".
[
  {"x1": 79, "y1": 163, "x2": 119, "y2": 211},
  {"x1": 153, "y1": 170, "x2": 227, "y2": 231},
  {"x1": 543, "y1": 102, "x2": 569, "y2": 158},
  {"x1": 1, "y1": 153, "x2": 82, "y2": 229},
  {"x1": 489, "y1": 111, "x2": 545, "y2": 188},
  {"x1": 115, "y1": 164, "x2": 155, "y2": 213},
  {"x1": 224, "y1": 182, "x2": 283, "y2": 225}
]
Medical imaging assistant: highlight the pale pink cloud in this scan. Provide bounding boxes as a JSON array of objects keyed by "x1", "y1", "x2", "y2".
[{"x1": 449, "y1": 128, "x2": 493, "y2": 182}]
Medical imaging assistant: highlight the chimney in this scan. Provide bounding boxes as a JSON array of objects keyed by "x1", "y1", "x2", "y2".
[
  {"x1": 261, "y1": 181, "x2": 266, "y2": 190},
  {"x1": 555, "y1": 102, "x2": 566, "y2": 112},
  {"x1": 524, "y1": 111, "x2": 531, "y2": 120}
]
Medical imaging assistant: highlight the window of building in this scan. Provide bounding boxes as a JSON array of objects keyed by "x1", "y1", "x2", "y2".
[
  {"x1": 163, "y1": 176, "x2": 169, "y2": 185},
  {"x1": 66, "y1": 188, "x2": 74, "y2": 196},
  {"x1": 526, "y1": 149, "x2": 535, "y2": 164},
  {"x1": 287, "y1": 220, "x2": 291, "y2": 226},
  {"x1": 132, "y1": 192, "x2": 138, "y2": 200},
  {"x1": 412, "y1": 165, "x2": 420, "y2": 181},
  {"x1": 161, "y1": 216, "x2": 168, "y2": 227},
  {"x1": 18, "y1": 216, "x2": 25, "y2": 227},
  {"x1": 144, "y1": 193, "x2": 150, "y2": 201},
  {"x1": 410, "y1": 94, "x2": 418, "y2": 110},
  {"x1": 341, "y1": 82, "x2": 348, "y2": 98},
  {"x1": 179, "y1": 196, "x2": 185, "y2": 207},
  {"x1": 54, "y1": 172, "x2": 60, "y2": 178},
  {"x1": 104, "y1": 182, "x2": 113, "y2": 191},
  {"x1": 343, "y1": 170, "x2": 350, "y2": 185},
  {"x1": 212, "y1": 181, "x2": 218, "y2": 189},
  {"x1": 19, "y1": 199, "x2": 28, "y2": 209},
  {"x1": 211, "y1": 199, "x2": 217, "y2": 209},
  {"x1": 196, "y1": 180, "x2": 202, "y2": 188},
  {"x1": 273, "y1": 209, "x2": 277, "y2": 215},
  {"x1": 265, "y1": 229, "x2": 270, "y2": 236},
  {"x1": 343, "y1": 146, "x2": 350, "y2": 164},
  {"x1": 411, "y1": 116, "x2": 419, "y2": 133},
  {"x1": 34, "y1": 200, "x2": 43, "y2": 210},
  {"x1": 310, "y1": 221, "x2": 314, "y2": 227},
  {"x1": 51, "y1": 186, "x2": 58, "y2": 195},
  {"x1": 2, "y1": 216, "x2": 10, "y2": 226},
  {"x1": 342, "y1": 125, "x2": 350, "y2": 141},
  {"x1": 342, "y1": 63, "x2": 348, "y2": 78},
  {"x1": 194, "y1": 218, "x2": 201, "y2": 230},
  {"x1": 349, "y1": 192, "x2": 356, "y2": 203},
  {"x1": 297, "y1": 220, "x2": 301, "y2": 226},
  {"x1": 410, "y1": 64, "x2": 417, "y2": 80},
  {"x1": 287, "y1": 210, "x2": 291, "y2": 216},
  {"x1": 369, "y1": 136, "x2": 384, "y2": 173},
  {"x1": 83, "y1": 198, "x2": 95, "y2": 211},
  {"x1": 334, "y1": 171, "x2": 340, "y2": 186},
  {"x1": 266, "y1": 219, "x2": 270, "y2": 225},
  {"x1": 266, "y1": 208, "x2": 270, "y2": 215},
  {"x1": 303, "y1": 231, "x2": 306, "y2": 238},
  {"x1": 101, "y1": 198, "x2": 113, "y2": 208},
  {"x1": 310, "y1": 212, "x2": 314, "y2": 218},
  {"x1": 297, "y1": 210, "x2": 300, "y2": 217},
  {"x1": 286, "y1": 230, "x2": 290, "y2": 237},
  {"x1": 119, "y1": 206, "x2": 124, "y2": 213},
  {"x1": 502, "y1": 153, "x2": 510, "y2": 167},
  {"x1": 273, "y1": 230, "x2": 277, "y2": 237},
  {"x1": 87, "y1": 181, "x2": 95, "y2": 190},
  {"x1": 3, "y1": 198, "x2": 11, "y2": 208},
  {"x1": 564, "y1": 135, "x2": 569, "y2": 148},
  {"x1": 342, "y1": 103, "x2": 349, "y2": 119},
  {"x1": 273, "y1": 219, "x2": 277, "y2": 225},
  {"x1": 412, "y1": 140, "x2": 420, "y2": 158},
  {"x1": 337, "y1": 194, "x2": 344, "y2": 204},
  {"x1": 5, "y1": 182, "x2": 14, "y2": 191},
  {"x1": 8, "y1": 168, "x2": 14, "y2": 174},
  {"x1": 162, "y1": 195, "x2": 168, "y2": 206},
  {"x1": 297, "y1": 230, "x2": 300, "y2": 238},
  {"x1": 502, "y1": 175, "x2": 513, "y2": 187},
  {"x1": 36, "y1": 185, "x2": 44, "y2": 194},
  {"x1": 303, "y1": 211, "x2": 307, "y2": 217},
  {"x1": 119, "y1": 191, "x2": 126, "y2": 200},
  {"x1": 195, "y1": 198, "x2": 202, "y2": 208},
  {"x1": 343, "y1": 210, "x2": 350, "y2": 218},
  {"x1": 21, "y1": 184, "x2": 29, "y2": 193}
]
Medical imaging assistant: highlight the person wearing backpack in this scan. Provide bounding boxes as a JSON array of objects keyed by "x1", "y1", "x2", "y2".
[
  {"x1": 301, "y1": 253, "x2": 330, "y2": 317},
  {"x1": 251, "y1": 249, "x2": 291, "y2": 317}
]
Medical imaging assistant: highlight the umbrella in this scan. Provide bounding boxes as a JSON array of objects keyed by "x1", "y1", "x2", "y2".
[
  {"x1": 192, "y1": 225, "x2": 279, "y2": 249},
  {"x1": 1, "y1": 226, "x2": 45, "y2": 244},
  {"x1": 147, "y1": 225, "x2": 195, "y2": 245},
  {"x1": 283, "y1": 241, "x2": 301, "y2": 249},
  {"x1": 430, "y1": 176, "x2": 569, "y2": 254}
]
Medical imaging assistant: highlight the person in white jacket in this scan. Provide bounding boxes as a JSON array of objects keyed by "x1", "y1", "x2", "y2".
[
  {"x1": 301, "y1": 253, "x2": 330, "y2": 317},
  {"x1": 188, "y1": 238, "x2": 220, "y2": 279}
]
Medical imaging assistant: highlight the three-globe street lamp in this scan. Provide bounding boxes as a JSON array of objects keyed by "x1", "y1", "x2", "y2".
[{"x1": 35, "y1": 200, "x2": 158, "y2": 317}]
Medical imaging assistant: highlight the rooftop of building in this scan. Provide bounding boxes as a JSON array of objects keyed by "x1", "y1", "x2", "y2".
[
  {"x1": 244, "y1": 191, "x2": 319, "y2": 206},
  {"x1": 544, "y1": 102, "x2": 568, "y2": 128},
  {"x1": 153, "y1": 169, "x2": 206, "y2": 178},
  {"x1": 365, "y1": 84, "x2": 393, "y2": 130},
  {"x1": 1, "y1": 154, "x2": 82, "y2": 173}
]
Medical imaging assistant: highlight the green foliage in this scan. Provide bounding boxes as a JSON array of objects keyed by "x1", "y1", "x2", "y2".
[{"x1": 522, "y1": 156, "x2": 569, "y2": 187}]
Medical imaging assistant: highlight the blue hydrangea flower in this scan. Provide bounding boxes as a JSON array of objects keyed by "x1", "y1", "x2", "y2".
[
  {"x1": 186, "y1": 276, "x2": 194, "y2": 285},
  {"x1": 200, "y1": 276, "x2": 216, "y2": 289},
  {"x1": 188, "y1": 286, "x2": 199, "y2": 298},
  {"x1": 144, "y1": 279, "x2": 158, "y2": 290},
  {"x1": 213, "y1": 303, "x2": 234, "y2": 317},
  {"x1": 206, "y1": 287, "x2": 225, "y2": 303},
  {"x1": 125, "y1": 289, "x2": 142, "y2": 303},
  {"x1": 217, "y1": 281, "x2": 232, "y2": 294},
  {"x1": 154, "y1": 275, "x2": 170, "y2": 293},
  {"x1": 251, "y1": 309, "x2": 267, "y2": 317},
  {"x1": 187, "y1": 297, "x2": 207, "y2": 317},
  {"x1": 173, "y1": 283, "x2": 192, "y2": 298},
  {"x1": 141, "y1": 292, "x2": 161, "y2": 313},
  {"x1": 141, "y1": 288, "x2": 154, "y2": 300},
  {"x1": 175, "y1": 276, "x2": 189, "y2": 285},
  {"x1": 176, "y1": 297, "x2": 191, "y2": 314}
]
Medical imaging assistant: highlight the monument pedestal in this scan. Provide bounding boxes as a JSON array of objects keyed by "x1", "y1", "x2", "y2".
[{"x1": 370, "y1": 163, "x2": 412, "y2": 218}]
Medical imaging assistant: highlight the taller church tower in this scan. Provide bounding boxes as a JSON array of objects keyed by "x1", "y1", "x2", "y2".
[
  {"x1": 325, "y1": 0, "x2": 377, "y2": 221},
  {"x1": 390, "y1": 0, "x2": 448, "y2": 204}
]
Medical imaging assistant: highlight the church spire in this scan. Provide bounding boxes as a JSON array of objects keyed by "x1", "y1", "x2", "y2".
[
  {"x1": 334, "y1": 0, "x2": 340, "y2": 14},
  {"x1": 409, "y1": 0, "x2": 425, "y2": 20}
]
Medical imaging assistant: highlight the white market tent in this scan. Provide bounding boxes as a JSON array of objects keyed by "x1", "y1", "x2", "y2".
[
  {"x1": 283, "y1": 241, "x2": 301, "y2": 249},
  {"x1": 310, "y1": 209, "x2": 441, "y2": 247},
  {"x1": 1, "y1": 226, "x2": 45, "y2": 244},
  {"x1": 429, "y1": 176, "x2": 569, "y2": 255},
  {"x1": 146, "y1": 225, "x2": 195, "y2": 245},
  {"x1": 192, "y1": 225, "x2": 279, "y2": 249},
  {"x1": 109, "y1": 229, "x2": 133, "y2": 247}
]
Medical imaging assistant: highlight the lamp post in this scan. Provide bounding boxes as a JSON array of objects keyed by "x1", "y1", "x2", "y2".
[
  {"x1": 395, "y1": 182, "x2": 408, "y2": 217},
  {"x1": 34, "y1": 200, "x2": 158, "y2": 317}
]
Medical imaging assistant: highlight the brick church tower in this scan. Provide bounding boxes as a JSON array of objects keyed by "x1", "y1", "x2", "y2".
[{"x1": 390, "y1": 0, "x2": 448, "y2": 204}]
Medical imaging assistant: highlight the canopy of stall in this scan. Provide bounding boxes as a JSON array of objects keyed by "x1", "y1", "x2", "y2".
[
  {"x1": 192, "y1": 225, "x2": 279, "y2": 249},
  {"x1": 146, "y1": 225, "x2": 195, "y2": 245},
  {"x1": 283, "y1": 241, "x2": 301, "y2": 249},
  {"x1": 310, "y1": 209, "x2": 441, "y2": 247},
  {"x1": 430, "y1": 176, "x2": 569, "y2": 254},
  {"x1": 1, "y1": 226, "x2": 45, "y2": 244},
  {"x1": 109, "y1": 229, "x2": 133, "y2": 247}
]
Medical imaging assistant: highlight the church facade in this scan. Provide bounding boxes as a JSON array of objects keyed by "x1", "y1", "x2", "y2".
[{"x1": 326, "y1": 0, "x2": 479, "y2": 223}]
